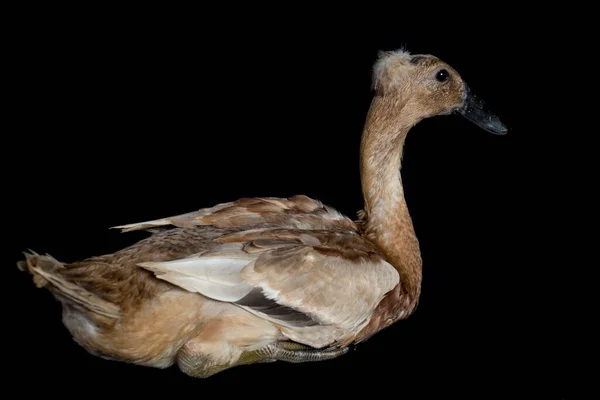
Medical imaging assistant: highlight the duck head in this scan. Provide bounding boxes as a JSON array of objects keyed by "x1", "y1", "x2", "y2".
[{"x1": 372, "y1": 50, "x2": 507, "y2": 135}]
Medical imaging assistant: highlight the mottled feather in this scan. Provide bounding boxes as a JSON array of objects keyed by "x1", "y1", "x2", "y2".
[{"x1": 113, "y1": 195, "x2": 358, "y2": 233}]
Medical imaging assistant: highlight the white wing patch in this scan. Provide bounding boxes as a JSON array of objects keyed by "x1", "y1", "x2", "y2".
[{"x1": 138, "y1": 257, "x2": 254, "y2": 302}]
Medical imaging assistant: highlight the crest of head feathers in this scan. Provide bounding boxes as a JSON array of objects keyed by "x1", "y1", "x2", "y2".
[{"x1": 372, "y1": 49, "x2": 413, "y2": 95}]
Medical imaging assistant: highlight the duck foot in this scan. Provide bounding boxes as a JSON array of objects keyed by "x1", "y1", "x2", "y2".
[
  {"x1": 177, "y1": 341, "x2": 348, "y2": 378},
  {"x1": 267, "y1": 341, "x2": 349, "y2": 363}
]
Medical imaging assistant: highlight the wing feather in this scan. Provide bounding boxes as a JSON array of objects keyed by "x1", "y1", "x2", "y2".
[
  {"x1": 138, "y1": 257, "x2": 254, "y2": 302},
  {"x1": 112, "y1": 195, "x2": 357, "y2": 233}
]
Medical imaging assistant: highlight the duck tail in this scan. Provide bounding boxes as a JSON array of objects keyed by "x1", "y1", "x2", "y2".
[{"x1": 17, "y1": 251, "x2": 120, "y2": 319}]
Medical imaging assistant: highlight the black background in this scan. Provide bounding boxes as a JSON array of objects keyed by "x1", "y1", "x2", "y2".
[{"x1": 5, "y1": 8, "x2": 564, "y2": 399}]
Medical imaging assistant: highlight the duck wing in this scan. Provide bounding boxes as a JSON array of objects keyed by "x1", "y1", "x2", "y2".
[{"x1": 137, "y1": 227, "x2": 399, "y2": 348}]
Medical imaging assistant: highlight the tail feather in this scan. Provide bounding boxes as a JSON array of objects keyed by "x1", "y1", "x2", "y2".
[{"x1": 18, "y1": 252, "x2": 120, "y2": 319}]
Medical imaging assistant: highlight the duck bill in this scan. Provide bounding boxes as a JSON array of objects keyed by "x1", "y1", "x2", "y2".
[{"x1": 458, "y1": 86, "x2": 508, "y2": 135}]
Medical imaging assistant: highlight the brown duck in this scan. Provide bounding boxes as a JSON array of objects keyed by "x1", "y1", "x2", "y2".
[{"x1": 19, "y1": 49, "x2": 507, "y2": 377}]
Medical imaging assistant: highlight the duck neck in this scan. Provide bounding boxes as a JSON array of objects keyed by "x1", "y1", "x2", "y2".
[{"x1": 359, "y1": 95, "x2": 422, "y2": 301}]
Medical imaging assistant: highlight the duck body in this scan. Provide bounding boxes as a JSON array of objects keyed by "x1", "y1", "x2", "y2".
[
  {"x1": 19, "y1": 49, "x2": 506, "y2": 377},
  {"x1": 21, "y1": 195, "x2": 410, "y2": 375}
]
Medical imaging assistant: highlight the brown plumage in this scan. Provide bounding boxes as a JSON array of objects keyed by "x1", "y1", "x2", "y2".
[{"x1": 18, "y1": 49, "x2": 507, "y2": 377}]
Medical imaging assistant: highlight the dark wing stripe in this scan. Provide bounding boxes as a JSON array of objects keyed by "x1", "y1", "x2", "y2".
[{"x1": 235, "y1": 288, "x2": 317, "y2": 327}]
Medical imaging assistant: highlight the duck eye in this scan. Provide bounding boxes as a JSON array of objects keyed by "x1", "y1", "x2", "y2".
[{"x1": 436, "y1": 69, "x2": 449, "y2": 82}]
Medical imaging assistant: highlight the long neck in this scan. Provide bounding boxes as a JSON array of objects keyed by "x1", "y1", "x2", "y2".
[{"x1": 359, "y1": 95, "x2": 422, "y2": 301}]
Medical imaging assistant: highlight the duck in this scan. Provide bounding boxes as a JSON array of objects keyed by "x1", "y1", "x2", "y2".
[{"x1": 18, "y1": 48, "x2": 507, "y2": 378}]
